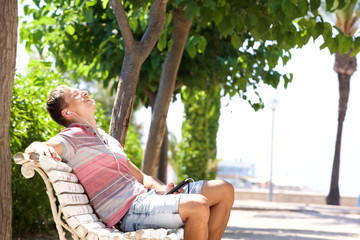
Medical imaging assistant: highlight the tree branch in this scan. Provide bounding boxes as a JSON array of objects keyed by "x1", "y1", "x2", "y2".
[
  {"x1": 110, "y1": 0, "x2": 136, "y2": 49},
  {"x1": 174, "y1": 81, "x2": 184, "y2": 91},
  {"x1": 142, "y1": 87, "x2": 157, "y2": 107},
  {"x1": 139, "y1": 0, "x2": 168, "y2": 60}
]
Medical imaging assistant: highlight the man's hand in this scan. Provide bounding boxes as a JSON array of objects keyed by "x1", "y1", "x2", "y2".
[
  {"x1": 25, "y1": 141, "x2": 62, "y2": 161},
  {"x1": 165, "y1": 182, "x2": 185, "y2": 195}
]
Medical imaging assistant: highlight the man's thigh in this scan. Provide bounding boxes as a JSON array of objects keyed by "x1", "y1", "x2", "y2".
[{"x1": 120, "y1": 180, "x2": 205, "y2": 232}]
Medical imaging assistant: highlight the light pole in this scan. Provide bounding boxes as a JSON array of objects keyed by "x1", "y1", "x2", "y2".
[{"x1": 269, "y1": 99, "x2": 279, "y2": 202}]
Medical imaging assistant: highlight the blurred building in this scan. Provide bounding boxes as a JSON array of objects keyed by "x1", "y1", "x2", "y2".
[{"x1": 216, "y1": 161, "x2": 266, "y2": 189}]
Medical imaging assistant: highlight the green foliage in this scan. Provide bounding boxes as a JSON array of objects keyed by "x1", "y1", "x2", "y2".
[
  {"x1": 11, "y1": 67, "x2": 67, "y2": 235},
  {"x1": 19, "y1": 0, "x2": 331, "y2": 112},
  {"x1": 175, "y1": 86, "x2": 221, "y2": 181},
  {"x1": 124, "y1": 124, "x2": 144, "y2": 169},
  {"x1": 20, "y1": 0, "x2": 360, "y2": 111}
]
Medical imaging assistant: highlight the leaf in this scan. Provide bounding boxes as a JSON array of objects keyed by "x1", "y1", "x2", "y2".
[
  {"x1": 151, "y1": 56, "x2": 160, "y2": 70},
  {"x1": 85, "y1": 0, "x2": 98, "y2": 7},
  {"x1": 186, "y1": 44, "x2": 197, "y2": 58},
  {"x1": 336, "y1": 0, "x2": 346, "y2": 10},
  {"x1": 40, "y1": 61, "x2": 53, "y2": 69},
  {"x1": 327, "y1": 37, "x2": 338, "y2": 54},
  {"x1": 204, "y1": 0, "x2": 216, "y2": 10},
  {"x1": 102, "y1": 0, "x2": 109, "y2": 9},
  {"x1": 350, "y1": 37, "x2": 360, "y2": 57},
  {"x1": 157, "y1": 32, "x2": 167, "y2": 51},
  {"x1": 268, "y1": 0, "x2": 282, "y2": 14},
  {"x1": 231, "y1": 34, "x2": 242, "y2": 50},
  {"x1": 326, "y1": 0, "x2": 335, "y2": 11},
  {"x1": 310, "y1": 0, "x2": 321, "y2": 11},
  {"x1": 129, "y1": 17, "x2": 138, "y2": 32},
  {"x1": 213, "y1": 9, "x2": 223, "y2": 25},
  {"x1": 314, "y1": 20, "x2": 324, "y2": 39},
  {"x1": 185, "y1": 0, "x2": 199, "y2": 20},
  {"x1": 33, "y1": 0, "x2": 41, "y2": 7},
  {"x1": 65, "y1": 25, "x2": 75, "y2": 35},
  {"x1": 217, "y1": 0, "x2": 226, "y2": 7},
  {"x1": 296, "y1": 0, "x2": 308, "y2": 16},
  {"x1": 38, "y1": 16, "x2": 56, "y2": 25},
  {"x1": 197, "y1": 36, "x2": 207, "y2": 53},
  {"x1": 83, "y1": 8, "x2": 94, "y2": 23},
  {"x1": 27, "y1": 60, "x2": 40, "y2": 69},
  {"x1": 338, "y1": 35, "x2": 353, "y2": 54},
  {"x1": 175, "y1": 0, "x2": 186, "y2": 8},
  {"x1": 217, "y1": 16, "x2": 233, "y2": 37},
  {"x1": 322, "y1": 22, "x2": 333, "y2": 39},
  {"x1": 281, "y1": 0, "x2": 294, "y2": 17}
]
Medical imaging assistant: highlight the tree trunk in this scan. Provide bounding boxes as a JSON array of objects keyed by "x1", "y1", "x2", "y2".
[
  {"x1": 109, "y1": 0, "x2": 168, "y2": 146},
  {"x1": 327, "y1": 52, "x2": 356, "y2": 205},
  {"x1": 0, "y1": 0, "x2": 17, "y2": 239},
  {"x1": 143, "y1": 88, "x2": 169, "y2": 182},
  {"x1": 109, "y1": 51, "x2": 142, "y2": 146},
  {"x1": 142, "y1": 9, "x2": 192, "y2": 176},
  {"x1": 157, "y1": 127, "x2": 169, "y2": 182}
]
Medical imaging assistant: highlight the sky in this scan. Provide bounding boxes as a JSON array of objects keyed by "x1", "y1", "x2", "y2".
[{"x1": 15, "y1": 2, "x2": 360, "y2": 198}]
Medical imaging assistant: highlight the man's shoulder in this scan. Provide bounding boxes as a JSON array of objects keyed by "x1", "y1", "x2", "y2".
[{"x1": 59, "y1": 124, "x2": 88, "y2": 135}]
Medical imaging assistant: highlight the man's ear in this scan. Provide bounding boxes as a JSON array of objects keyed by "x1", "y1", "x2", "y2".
[{"x1": 61, "y1": 110, "x2": 70, "y2": 117}]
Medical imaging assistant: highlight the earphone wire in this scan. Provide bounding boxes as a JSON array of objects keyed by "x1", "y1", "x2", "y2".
[{"x1": 67, "y1": 111, "x2": 135, "y2": 183}]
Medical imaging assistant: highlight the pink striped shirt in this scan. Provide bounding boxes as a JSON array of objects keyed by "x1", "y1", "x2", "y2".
[{"x1": 51, "y1": 123, "x2": 146, "y2": 227}]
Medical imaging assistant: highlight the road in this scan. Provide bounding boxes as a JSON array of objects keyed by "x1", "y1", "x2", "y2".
[{"x1": 223, "y1": 200, "x2": 360, "y2": 240}]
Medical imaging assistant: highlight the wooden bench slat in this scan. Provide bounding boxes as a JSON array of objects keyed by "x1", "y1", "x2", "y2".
[
  {"x1": 87, "y1": 228, "x2": 118, "y2": 240},
  {"x1": 48, "y1": 170, "x2": 78, "y2": 183},
  {"x1": 62, "y1": 205, "x2": 94, "y2": 218},
  {"x1": 39, "y1": 156, "x2": 73, "y2": 172},
  {"x1": 75, "y1": 222, "x2": 106, "y2": 238},
  {"x1": 67, "y1": 214, "x2": 99, "y2": 229},
  {"x1": 53, "y1": 181, "x2": 85, "y2": 194},
  {"x1": 58, "y1": 193, "x2": 89, "y2": 206}
]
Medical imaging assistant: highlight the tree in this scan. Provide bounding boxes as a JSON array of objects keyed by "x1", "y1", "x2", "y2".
[
  {"x1": 142, "y1": 7, "x2": 192, "y2": 176},
  {"x1": 326, "y1": 0, "x2": 360, "y2": 205},
  {"x1": 20, "y1": 0, "x2": 360, "y2": 180},
  {"x1": 0, "y1": 0, "x2": 17, "y2": 239},
  {"x1": 108, "y1": 0, "x2": 168, "y2": 147}
]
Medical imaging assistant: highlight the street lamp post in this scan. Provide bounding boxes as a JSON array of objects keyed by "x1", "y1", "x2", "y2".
[{"x1": 269, "y1": 99, "x2": 279, "y2": 202}]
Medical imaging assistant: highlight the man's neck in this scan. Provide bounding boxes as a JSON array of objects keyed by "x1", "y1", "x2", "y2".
[{"x1": 72, "y1": 115, "x2": 97, "y2": 130}]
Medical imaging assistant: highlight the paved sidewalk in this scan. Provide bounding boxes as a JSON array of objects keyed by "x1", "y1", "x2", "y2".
[{"x1": 223, "y1": 200, "x2": 360, "y2": 240}]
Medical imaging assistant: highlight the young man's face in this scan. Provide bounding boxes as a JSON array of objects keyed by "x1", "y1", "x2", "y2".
[{"x1": 63, "y1": 86, "x2": 96, "y2": 117}]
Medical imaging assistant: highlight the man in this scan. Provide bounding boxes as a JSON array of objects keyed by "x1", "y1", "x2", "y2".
[{"x1": 25, "y1": 85, "x2": 234, "y2": 240}]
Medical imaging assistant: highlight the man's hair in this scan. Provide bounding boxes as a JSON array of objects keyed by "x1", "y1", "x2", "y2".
[{"x1": 46, "y1": 85, "x2": 70, "y2": 127}]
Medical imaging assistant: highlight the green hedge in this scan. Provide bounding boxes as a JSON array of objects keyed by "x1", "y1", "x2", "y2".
[{"x1": 175, "y1": 86, "x2": 221, "y2": 181}]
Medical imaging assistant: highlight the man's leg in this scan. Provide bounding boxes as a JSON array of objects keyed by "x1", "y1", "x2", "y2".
[
  {"x1": 178, "y1": 194, "x2": 210, "y2": 240},
  {"x1": 201, "y1": 180, "x2": 234, "y2": 240}
]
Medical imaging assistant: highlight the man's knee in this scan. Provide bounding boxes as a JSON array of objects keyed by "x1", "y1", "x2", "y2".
[
  {"x1": 179, "y1": 195, "x2": 210, "y2": 222},
  {"x1": 205, "y1": 180, "x2": 234, "y2": 202},
  {"x1": 222, "y1": 180, "x2": 235, "y2": 200}
]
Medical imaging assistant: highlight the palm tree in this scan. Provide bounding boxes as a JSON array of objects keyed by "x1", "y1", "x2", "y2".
[{"x1": 327, "y1": 1, "x2": 360, "y2": 205}]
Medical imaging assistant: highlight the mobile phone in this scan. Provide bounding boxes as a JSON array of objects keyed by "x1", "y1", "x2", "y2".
[{"x1": 166, "y1": 179, "x2": 191, "y2": 194}]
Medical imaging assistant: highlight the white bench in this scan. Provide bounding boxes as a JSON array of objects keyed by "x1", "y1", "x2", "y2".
[{"x1": 13, "y1": 152, "x2": 184, "y2": 240}]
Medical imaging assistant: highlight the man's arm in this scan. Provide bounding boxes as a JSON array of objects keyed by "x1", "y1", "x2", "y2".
[
  {"x1": 127, "y1": 161, "x2": 176, "y2": 194},
  {"x1": 25, "y1": 141, "x2": 63, "y2": 161}
]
